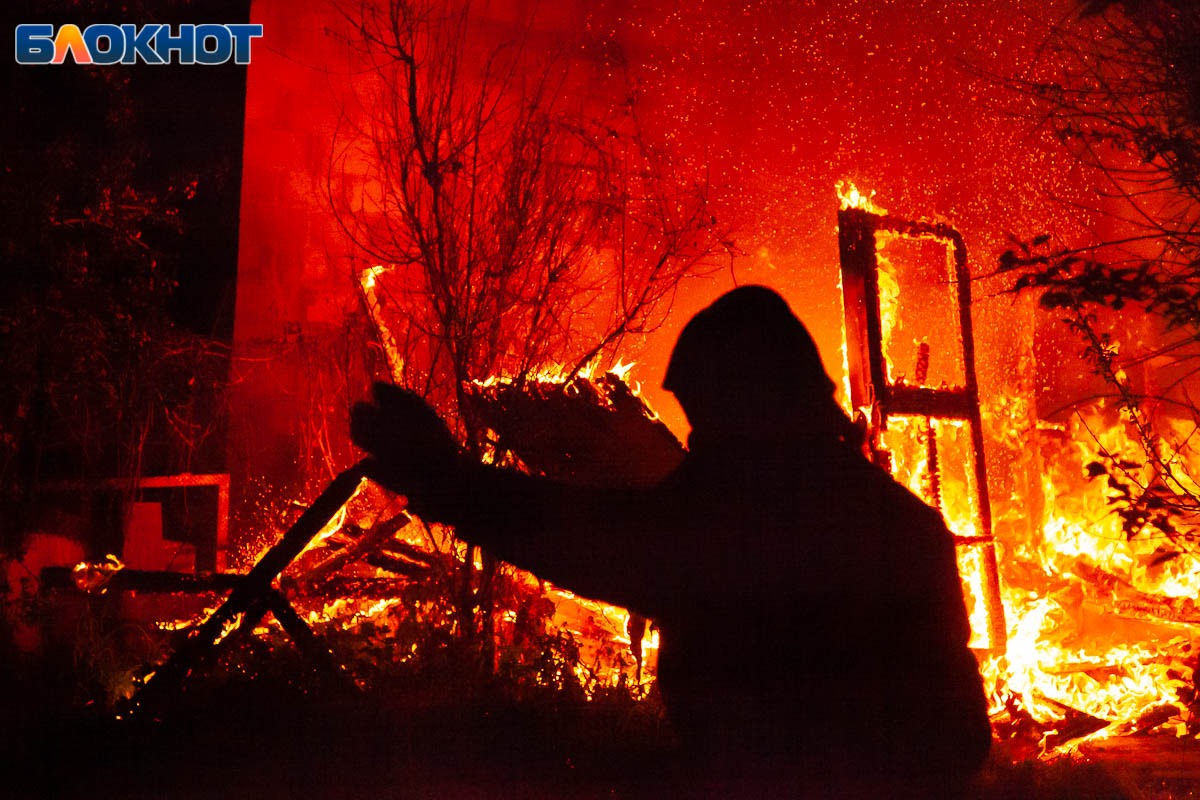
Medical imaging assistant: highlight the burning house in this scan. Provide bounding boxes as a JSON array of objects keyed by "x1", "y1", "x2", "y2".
[
  {"x1": 5, "y1": 0, "x2": 1200, "y2": 795},
  {"x1": 218, "y1": 0, "x2": 1200, "y2": 759}
]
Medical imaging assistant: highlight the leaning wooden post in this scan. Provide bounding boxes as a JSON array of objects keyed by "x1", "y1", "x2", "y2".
[{"x1": 130, "y1": 461, "x2": 370, "y2": 712}]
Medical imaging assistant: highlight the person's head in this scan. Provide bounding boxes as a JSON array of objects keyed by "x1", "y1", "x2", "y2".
[{"x1": 663, "y1": 286, "x2": 848, "y2": 442}]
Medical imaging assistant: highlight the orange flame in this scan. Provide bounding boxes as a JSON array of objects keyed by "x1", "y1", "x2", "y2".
[{"x1": 836, "y1": 180, "x2": 886, "y2": 215}]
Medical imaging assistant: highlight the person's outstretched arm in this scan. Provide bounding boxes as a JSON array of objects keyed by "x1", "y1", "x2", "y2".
[{"x1": 350, "y1": 383, "x2": 671, "y2": 614}]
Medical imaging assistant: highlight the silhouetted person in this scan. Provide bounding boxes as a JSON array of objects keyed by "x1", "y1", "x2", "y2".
[{"x1": 351, "y1": 286, "x2": 991, "y2": 796}]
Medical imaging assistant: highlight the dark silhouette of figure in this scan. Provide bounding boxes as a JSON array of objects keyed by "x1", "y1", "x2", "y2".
[{"x1": 351, "y1": 286, "x2": 991, "y2": 796}]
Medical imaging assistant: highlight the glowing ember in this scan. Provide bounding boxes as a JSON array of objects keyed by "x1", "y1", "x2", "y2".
[{"x1": 72, "y1": 554, "x2": 124, "y2": 592}]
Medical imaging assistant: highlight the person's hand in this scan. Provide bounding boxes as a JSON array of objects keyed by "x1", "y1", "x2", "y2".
[{"x1": 350, "y1": 383, "x2": 462, "y2": 516}]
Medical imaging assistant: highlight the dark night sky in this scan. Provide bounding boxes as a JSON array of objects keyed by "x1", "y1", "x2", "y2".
[{"x1": 3, "y1": 0, "x2": 252, "y2": 341}]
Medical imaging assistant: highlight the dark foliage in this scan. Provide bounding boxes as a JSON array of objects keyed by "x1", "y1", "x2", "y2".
[{"x1": 1, "y1": 0, "x2": 248, "y2": 557}]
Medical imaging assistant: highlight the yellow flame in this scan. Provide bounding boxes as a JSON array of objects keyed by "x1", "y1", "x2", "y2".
[
  {"x1": 296, "y1": 478, "x2": 366, "y2": 560},
  {"x1": 836, "y1": 180, "x2": 887, "y2": 215},
  {"x1": 609, "y1": 359, "x2": 637, "y2": 381},
  {"x1": 358, "y1": 264, "x2": 405, "y2": 381},
  {"x1": 980, "y1": 402, "x2": 1200, "y2": 755},
  {"x1": 475, "y1": 359, "x2": 639, "y2": 392},
  {"x1": 71, "y1": 554, "x2": 124, "y2": 593},
  {"x1": 867, "y1": 372, "x2": 1195, "y2": 754},
  {"x1": 360, "y1": 264, "x2": 387, "y2": 291}
]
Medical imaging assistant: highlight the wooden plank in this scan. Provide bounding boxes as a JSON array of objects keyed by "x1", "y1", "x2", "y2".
[{"x1": 40, "y1": 566, "x2": 245, "y2": 594}]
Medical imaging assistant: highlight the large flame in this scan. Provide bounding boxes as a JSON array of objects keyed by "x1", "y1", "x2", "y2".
[{"x1": 857, "y1": 191, "x2": 1198, "y2": 756}]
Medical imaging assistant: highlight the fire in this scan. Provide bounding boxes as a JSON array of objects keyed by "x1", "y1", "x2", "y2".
[
  {"x1": 608, "y1": 358, "x2": 637, "y2": 382},
  {"x1": 308, "y1": 596, "x2": 404, "y2": 631},
  {"x1": 464, "y1": 361, "x2": 666, "y2": 692},
  {"x1": 200, "y1": 192, "x2": 1200, "y2": 759},
  {"x1": 117, "y1": 195, "x2": 1198, "y2": 753},
  {"x1": 979, "y1": 406, "x2": 1200, "y2": 753},
  {"x1": 836, "y1": 180, "x2": 886, "y2": 215},
  {"x1": 359, "y1": 264, "x2": 405, "y2": 381},
  {"x1": 360, "y1": 263, "x2": 387, "y2": 290},
  {"x1": 298, "y1": 495, "x2": 355, "y2": 558},
  {"x1": 839, "y1": 183, "x2": 1198, "y2": 756},
  {"x1": 72, "y1": 554, "x2": 123, "y2": 592},
  {"x1": 885, "y1": 396, "x2": 1200, "y2": 754},
  {"x1": 875, "y1": 241, "x2": 902, "y2": 385},
  {"x1": 550, "y1": 587, "x2": 660, "y2": 693},
  {"x1": 233, "y1": 363, "x2": 667, "y2": 700}
]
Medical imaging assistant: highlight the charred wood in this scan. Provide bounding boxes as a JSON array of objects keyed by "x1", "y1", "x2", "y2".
[
  {"x1": 378, "y1": 538, "x2": 438, "y2": 566},
  {"x1": 465, "y1": 373, "x2": 684, "y2": 488},
  {"x1": 40, "y1": 566, "x2": 245, "y2": 594},
  {"x1": 363, "y1": 552, "x2": 432, "y2": 579},
  {"x1": 281, "y1": 577, "x2": 413, "y2": 600},
  {"x1": 1072, "y1": 561, "x2": 1200, "y2": 625},
  {"x1": 300, "y1": 511, "x2": 413, "y2": 586},
  {"x1": 1041, "y1": 705, "x2": 1111, "y2": 750}
]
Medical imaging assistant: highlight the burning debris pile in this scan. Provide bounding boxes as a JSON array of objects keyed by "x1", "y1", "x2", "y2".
[
  {"x1": 985, "y1": 409, "x2": 1200, "y2": 756},
  {"x1": 36, "y1": 367, "x2": 676, "y2": 717},
  {"x1": 837, "y1": 184, "x2": 1200, "y2": 758},
  {"x1": 466, "y1": 364, "x2": 684, "y2": 488}
]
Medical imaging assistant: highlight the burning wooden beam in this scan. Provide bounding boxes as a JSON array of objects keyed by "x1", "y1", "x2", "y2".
[{"x1": 126, "y1": 462, "x2": 371, "y2": 713}]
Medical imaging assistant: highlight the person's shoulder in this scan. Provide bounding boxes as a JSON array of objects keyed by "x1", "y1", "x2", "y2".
[{"x1": 844, "y1": 452, "x2": 951, "y2": 528}]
